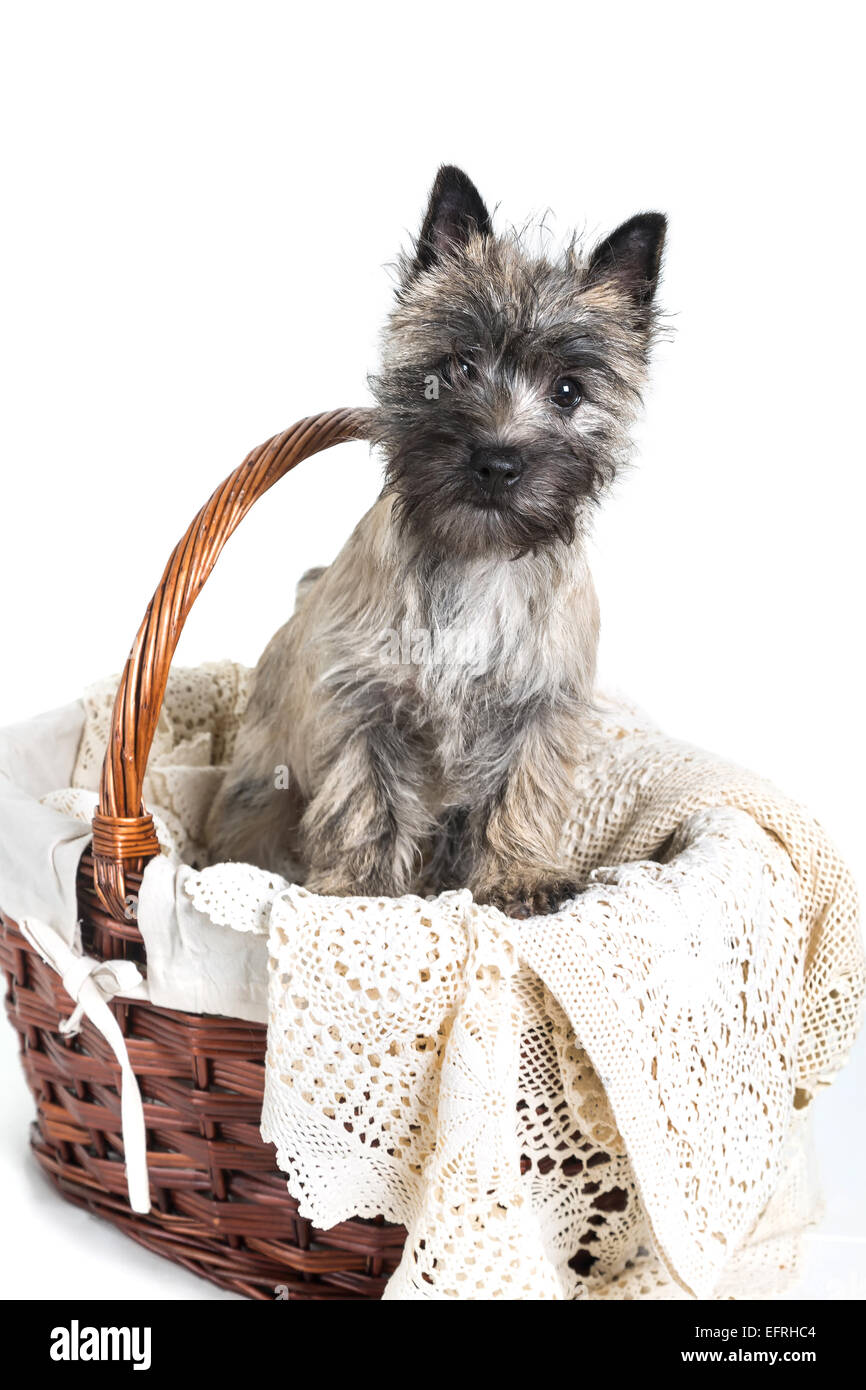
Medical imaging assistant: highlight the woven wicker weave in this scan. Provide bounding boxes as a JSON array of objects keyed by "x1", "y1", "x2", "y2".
[{"x1": 0, "y1": 409, "x2": 415, "y2": 1300}]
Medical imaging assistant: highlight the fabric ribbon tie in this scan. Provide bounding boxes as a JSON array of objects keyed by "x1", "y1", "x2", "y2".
[{"x1": 19, "y1": 917, "x2": 151, "y2": 1214}]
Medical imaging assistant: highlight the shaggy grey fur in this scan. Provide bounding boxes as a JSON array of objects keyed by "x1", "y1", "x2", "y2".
[{"x1": 206, "y1": 166, "x2": 666, "y2": 916}]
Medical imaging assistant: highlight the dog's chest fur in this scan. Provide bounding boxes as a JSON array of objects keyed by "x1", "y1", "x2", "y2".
[
  {"x1": 315, "y1": 508, "x2": 598, "y2": 811},
  {"x1": 410, "y1": 556, "x2": 572, "y2": 734},
  {"x1": 408, "y1": 562, "x2": 545, "y2": 794}
]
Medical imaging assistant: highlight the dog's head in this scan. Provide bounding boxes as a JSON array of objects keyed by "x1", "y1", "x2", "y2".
[{"x1": 370, "y1": 166, "x2": 666, "y2": 559}]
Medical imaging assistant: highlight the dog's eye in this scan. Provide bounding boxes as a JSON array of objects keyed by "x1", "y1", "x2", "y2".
[
  {"x1": 441, "y1": 354, "x2": 476, "y2": 384},
  {"x1": 550, "y1": 376, "x2": 582, "y2": 410}
]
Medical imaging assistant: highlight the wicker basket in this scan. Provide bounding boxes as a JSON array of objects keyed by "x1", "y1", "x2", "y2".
[{"x1": 0, "y1": 408, "x2": 415, "y2": 1300}]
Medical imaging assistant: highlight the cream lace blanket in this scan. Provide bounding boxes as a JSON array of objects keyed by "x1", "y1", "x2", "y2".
[{"x1": 69, "y1": 665, "x2": 863, "y2": 1301}]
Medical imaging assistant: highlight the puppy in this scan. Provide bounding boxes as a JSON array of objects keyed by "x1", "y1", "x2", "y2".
[{"x1": 206, "y1": 166, "x2": 665, "y2": 917}]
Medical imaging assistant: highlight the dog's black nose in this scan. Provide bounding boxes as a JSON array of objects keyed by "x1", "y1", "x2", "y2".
[{"x1": 468, "y1": 447, "x2": 524, "y2": 498}]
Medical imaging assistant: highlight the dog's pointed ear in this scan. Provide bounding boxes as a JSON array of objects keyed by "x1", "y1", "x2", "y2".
[
  {"x1": 412, "y1": 165, "x2": 492, "y2": 276},
  {"x1": 587, "y1": 212, "x2": 667, "y2": 308}
]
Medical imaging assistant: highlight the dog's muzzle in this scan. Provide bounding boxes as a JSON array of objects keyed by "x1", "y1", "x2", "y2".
[{"x1": 468, "y1": 447, "x2": 524, "y2": 501}]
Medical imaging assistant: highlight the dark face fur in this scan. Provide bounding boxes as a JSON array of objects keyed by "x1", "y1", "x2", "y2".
[{"x1": 370, "y1": 166, "x2": 666, "y2": 559}]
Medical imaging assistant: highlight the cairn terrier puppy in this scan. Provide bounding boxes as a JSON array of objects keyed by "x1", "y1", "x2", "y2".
[{"x1": 207, "y1": 166, "x2": 665, "y2": 916}]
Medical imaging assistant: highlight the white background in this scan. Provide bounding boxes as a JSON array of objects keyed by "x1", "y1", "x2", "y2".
[{"x1": 0, "y1": 2, "x2": 863, "y2": 1299}]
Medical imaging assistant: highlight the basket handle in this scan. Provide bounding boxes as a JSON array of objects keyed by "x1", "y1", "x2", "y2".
[{"x1": 92, "y1": 407, "x2": 372, "y2": 919}]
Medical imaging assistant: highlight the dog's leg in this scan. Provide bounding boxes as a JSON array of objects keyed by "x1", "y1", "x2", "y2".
[
  {"x1": 467, "y1": 715, "x2": 582, "y2": 919},
  {"x1": 301, "y1": 721, "x2": 432, "y2": 898},
  {"x1": 205, "y1": 762, "x2": 305, "y2": 877}
]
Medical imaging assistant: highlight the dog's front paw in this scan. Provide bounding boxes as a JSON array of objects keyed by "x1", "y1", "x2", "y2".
[
  {"x1": 303, "y1": 867, "x2": 403, "y2": 898},
  {"x1": 474, "y1": 875, "x2": 580, "y2": 919},
  {"x1": 302, "y1": 873, "x2": 357, "y2": 897}
]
